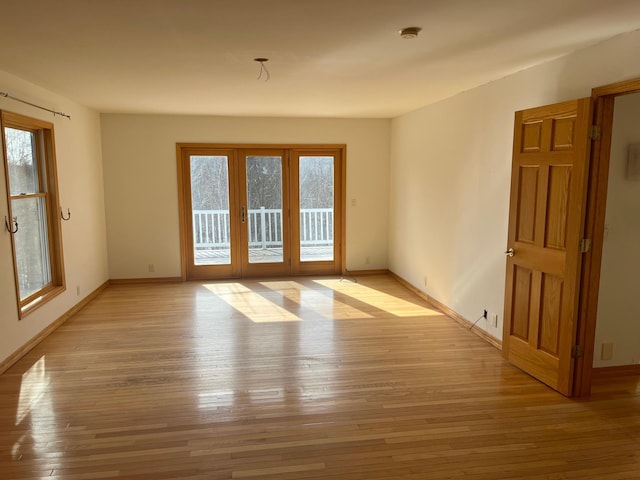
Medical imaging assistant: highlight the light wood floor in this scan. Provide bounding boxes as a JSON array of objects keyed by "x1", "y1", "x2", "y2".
[{"x1": 1, "y1": 275, "x2": 639, "y2": 479}]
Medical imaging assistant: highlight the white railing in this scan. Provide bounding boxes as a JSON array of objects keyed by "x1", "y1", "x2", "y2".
[
  {"x1": 248, "y1": 208, "x2": 283, "y2": 249},
  {"x1": 193, "y1": 210, "x2": 231, "y2": 248},
  {"x1": 193, "y1": 208, "x2": 333, "y2": 250},
  {"x1": 300, "y1": 209, "x2": 334, "y2": 246}
]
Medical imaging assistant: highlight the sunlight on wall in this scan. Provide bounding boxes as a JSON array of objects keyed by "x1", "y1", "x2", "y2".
[
  {"x1": 312, "y1": 279, "x2": 441, "y2": 318},
  {"x1": 204, "y1": 283, "x2": 301, "y2": 323}
]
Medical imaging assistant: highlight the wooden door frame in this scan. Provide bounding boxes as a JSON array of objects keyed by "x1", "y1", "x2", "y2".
[
  {"x1": 573, "y1": 78, "x2": 640, "y2": 396},
  {"x1": 176, "y1": 143, "x2": 347, "y2": 281}
]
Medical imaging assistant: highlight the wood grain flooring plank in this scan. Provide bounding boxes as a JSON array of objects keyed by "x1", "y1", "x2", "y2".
[{"x1": 0, "y1": 275, "x2": 639, "y2": 479}]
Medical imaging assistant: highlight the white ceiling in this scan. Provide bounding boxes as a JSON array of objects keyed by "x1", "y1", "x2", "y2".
[{"x1": 1, "y1": 0, "x2": 640, "y2": 118}]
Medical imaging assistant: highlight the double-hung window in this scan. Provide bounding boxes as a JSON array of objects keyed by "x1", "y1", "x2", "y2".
[{"x1": 2, "y1": 111, "x2": 65, "y2": 317}]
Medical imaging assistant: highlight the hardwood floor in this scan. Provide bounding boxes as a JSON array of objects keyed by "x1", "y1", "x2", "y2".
[{"x1": 0, "y1": 275, "x2": 639, "y2": 479}]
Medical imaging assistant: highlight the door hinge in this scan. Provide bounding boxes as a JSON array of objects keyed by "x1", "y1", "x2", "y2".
[
  {"x1": 572, "y1": 345, "x2": 584, "y2": 359},
  {"x1": 580, "y1": 238, "x2": 592, "y2": 253},
  {"x1": 589, "y1": 125, "x2": 601, "y2": 141}
]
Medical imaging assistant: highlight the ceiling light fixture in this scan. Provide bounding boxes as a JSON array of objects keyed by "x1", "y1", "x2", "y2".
[
  {"x1": 399, "y1": 27, "x2": 421, "y2": 39},
  {"x1": 254, "y1": 58, "x2": 270, "y2": 81}
]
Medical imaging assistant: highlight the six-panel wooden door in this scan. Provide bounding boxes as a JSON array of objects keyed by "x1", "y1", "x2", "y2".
[{"x1": 503, "y1": 98, "x2": 592, "y2": 396}]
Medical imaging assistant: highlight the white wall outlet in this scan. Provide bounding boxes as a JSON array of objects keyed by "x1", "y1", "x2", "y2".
[
  {"x1": 365, "y1": 256, "x2": 370, "y2": 265},
  {"x1": 148, "y1": 263, "x2": 155, "y2": 272},
  {"x1": 490, "y1": 313, "x2": 498, "y2": 328},
  {"x1": 423, "y1": 276, "x2": 427, "y2": 287},
  {"x1": 601, "y1": 342, "x2": 614, "y2": 361},
  {"x1": 76, "y1": 285, "x2": 80, "y2": 296}
]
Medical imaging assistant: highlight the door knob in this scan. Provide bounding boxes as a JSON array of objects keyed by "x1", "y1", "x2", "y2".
[{"x1": 505, "y1": 248, "x2": 514, "y2": 257}]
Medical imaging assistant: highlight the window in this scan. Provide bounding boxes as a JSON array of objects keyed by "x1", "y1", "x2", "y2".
[{"x1": 2, "y1": 111, "x2": 65, "y2": 317}]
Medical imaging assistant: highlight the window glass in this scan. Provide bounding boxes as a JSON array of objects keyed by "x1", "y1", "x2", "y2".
[
  {"x1": 12, "y1": 197, "x2": 51, "y2": 299},
  {"x1": 190, "y1": 155, "x2": 231, "y2": 265},
  {"x1": 246, "y1": 156, "x2": 283, "y2": 264},
  {"x1": 299, "y1": 156, "x2": 334, "y2": 262},
  {"x1": 5, "y1": 127, "x2": 39, "y2": 195}
]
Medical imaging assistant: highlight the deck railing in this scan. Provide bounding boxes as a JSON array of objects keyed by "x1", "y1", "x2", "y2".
[{"x1": 193, "y1": 208, "x2": 333, "y2": 250}]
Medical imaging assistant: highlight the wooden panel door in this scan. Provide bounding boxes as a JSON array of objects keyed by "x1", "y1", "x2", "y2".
[
  {"x1": 290, "y1": 149, "x2": 343, "y2": 276},
  {"x1": 503, "y1": 98, "x2": 592, "y2": 396},
  {"x1": 179, "y1": 147, "x2": 242, "y2": 280}
]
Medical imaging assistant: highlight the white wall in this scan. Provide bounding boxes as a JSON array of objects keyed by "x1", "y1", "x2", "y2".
[
  {"x1": 0, "y1": 70, "x2": 109, "y2": 365},
  {"x1": 389, "y1": 30, "x2": 640, "y2": 340},
  {"x1": 101, "y1": 115, "x2": 390, "y2": 279},
  {"x1": 594, "y1": 92, "x2": 640, "y2": 367}
]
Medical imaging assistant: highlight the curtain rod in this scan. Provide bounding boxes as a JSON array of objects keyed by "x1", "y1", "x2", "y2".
[{"x1": 0, "y1": 91, "x2": 71, "y2": 120}]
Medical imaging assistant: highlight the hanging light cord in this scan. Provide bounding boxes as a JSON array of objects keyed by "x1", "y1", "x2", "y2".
[
  {"x1": 0, "y1": 91, "x2": 70, "y2": 119},
  {"x1": 254, "y1": 58, "x2": 270, "y2": 81}
]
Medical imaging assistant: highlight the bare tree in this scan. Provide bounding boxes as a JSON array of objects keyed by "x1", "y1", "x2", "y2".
[
  {"x1": 190, "y1": 156, "x2": 229, "y2": 210},
  {"x1": 189, "y1": 155, "x2": 334, "y2": 210},
  {"x1": 299, "y1": 156, "x2": 333, "y2": 209}
]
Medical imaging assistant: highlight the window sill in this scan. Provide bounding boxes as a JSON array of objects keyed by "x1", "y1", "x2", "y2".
[{"x1": 20, "y1": 285, "x2": 66, "y2": 320}]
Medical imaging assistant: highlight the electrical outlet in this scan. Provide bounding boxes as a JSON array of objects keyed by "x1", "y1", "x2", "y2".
[
  {"x1": 423, "y1": 276, "x2": 427, "y2": 287},
  {"x1": 601, "y1": 342, "x2": 614, "y2": 361},
  {"x1": 490, "y1": 313, "x2": 498, "y2": 328},
  {"x1": 365, "y1": 256, "x2": 370, "y2": 265},
  {"x1": 148, "y1": 263, "x2": 155, "y2": 273},
  {"x1": 76, "y1": 285, "x2": 80, "y2": 296}
]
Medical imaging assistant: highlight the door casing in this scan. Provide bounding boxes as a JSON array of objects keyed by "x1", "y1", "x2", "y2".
[{"x1": 573, "y1": 78, "x2": 640, "y2": 396}]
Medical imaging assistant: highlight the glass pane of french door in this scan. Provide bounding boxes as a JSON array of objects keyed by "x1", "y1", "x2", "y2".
[
  {"x1": 189, "y1": 155, "x2": 231, "y2": 265},
  {"x1": 299, "y1": 156, "x2": 334, "y2": 262},
  {"x1": 245, "y1": 155, "x2": 284, "y2": 264}
]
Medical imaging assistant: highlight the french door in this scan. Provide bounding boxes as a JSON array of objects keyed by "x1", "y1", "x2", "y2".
[{"x1": 178, "y1": 144, "x2": 344, "y2": 279}]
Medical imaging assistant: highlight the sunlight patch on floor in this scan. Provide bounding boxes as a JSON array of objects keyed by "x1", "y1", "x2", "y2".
[
  {"x1": 204, "y1": 283, "x2": 301, "y2": 323},
  {"x1": 312, "y1": 279, "x2": 441, "y2": 317},
  {"x1": 16, "y1": 356, "x2": 49, "y2": 426},
  {"x1": 14, "y1": 355, "x2": 58, "y2": 463},
  {"x1": 260, "y1": 281, "x2": 373, "y2": 320},
  {"x1": 198, "y1": 390, "x2": 236, "y2": 408}
]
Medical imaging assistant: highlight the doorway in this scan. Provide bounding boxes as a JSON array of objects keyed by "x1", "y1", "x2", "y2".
[
  {"x1": 502, "y1": 78, "x2": 640, "y2": 397},
  {"x1": 574, "y1": 79, "x2": 640, "y2": 395},
  {"x1": 177, "y1": 144, "x2": 345, "y2": 280},
  {"x1": 590, "y1": 92, "x2": 640, "y2": 370}
]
